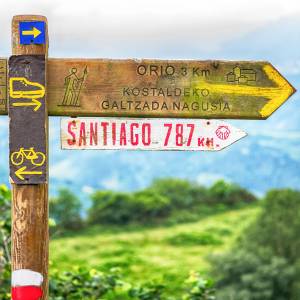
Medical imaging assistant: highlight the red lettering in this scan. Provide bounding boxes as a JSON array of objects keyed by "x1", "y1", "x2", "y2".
[
  {"x1": 90, "y1": 122, "x2": 98, "y2": 146},
  {"x1": 112, "y1": 123, "x2": 116, "y2": 145},
  {"x1": 198, "y1": 137, "x2": 205, "y2": 146},
  {"x1": 130, "y1": 123, "x2": 139, "y2": 146},
  {"x1": 120, "y1": 123, "x2": 127, "y2": 145},
  {"x1": 206, "y1": 138, "x2": 214, "y2": 147},
  {"x1": 79, "y1": 122, "x2": 86, "y2": 146},
  {"x1": 164, "y1": 123, "x2": 172, "y2": 146},
  {"x1": 175, "y1": 124, "x2": 184, "y2": 146},
  {"x1": 142, "y1": 123, "x2": 151, "y2": 146},
  {"x1": 67, "y1": 121, "x2": 76, "y2": 145},
  {"x1": 101, "y1": 122, "x2": 109, "y2": 145},
  {"x1": 187, "y1": 124, "x2": 194, "y2": 146}
]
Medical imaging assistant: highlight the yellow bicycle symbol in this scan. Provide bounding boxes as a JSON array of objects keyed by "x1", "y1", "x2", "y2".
[
  {"x1": 10, "y1": 77, "x2": 45, "y2": 99},
  {"x1": 11, "y1": 147, "x2": 46, "y2": 167}
]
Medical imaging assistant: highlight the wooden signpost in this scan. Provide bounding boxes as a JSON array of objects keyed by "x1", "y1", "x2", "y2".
[
  {"x1": 9, "y1": 15, "x2": 48, "y2": 300},
  {"x1": 0, "y1": 14, "x2": 295, "y2": 300},
  {"x1": 0, "y1": 59, "x2": 296, "y2": 119}
]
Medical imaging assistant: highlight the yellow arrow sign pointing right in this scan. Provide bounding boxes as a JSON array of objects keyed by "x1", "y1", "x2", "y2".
[
  {"x1": 12, "y1": 98, "x2": 42, "y2": 111},
  {"x1": 15, "y1": 166, "x2": 43, "y2": 181},
  {"x1": 22, "y1": 27, "x2": 41, "y2": 38}
]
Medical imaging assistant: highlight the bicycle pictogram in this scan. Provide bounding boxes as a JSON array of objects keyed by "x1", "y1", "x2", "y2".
[{"x1": 11, "y1": 147, "x2": 46, "y2": 166}]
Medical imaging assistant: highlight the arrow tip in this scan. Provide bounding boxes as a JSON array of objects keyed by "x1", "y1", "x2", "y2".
[
  {"x1": 15, "y1": 166, "x2": 26, "y2": 181},
  {"x1": 260, "y1": 64, "x2": 296, "y2": 118},
  {"x1": 33, "y1": 27, "x2": 42, "y2": 38},
  {"x1": 33, "y1": 99, "x2": 42, "y2": 111}
]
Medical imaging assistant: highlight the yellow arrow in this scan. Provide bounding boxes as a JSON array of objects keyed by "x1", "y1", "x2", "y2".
[
  {"x1": 22, "y1": 27, "x2": 41, "y2": 39},
  {"x1": 12, "y1": 98, "x2": 42, "y2": 111},
  {"x1": 15, "y1": 166, "x2": 42, "y2": 181},
  {"x1": 198, "y1": 64, "x2": 296, "y2": 118}
]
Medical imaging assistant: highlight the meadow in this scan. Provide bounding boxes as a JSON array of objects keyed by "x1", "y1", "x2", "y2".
[{"x1": 50, "y1": 205, "x2": 259, "y2": 296}]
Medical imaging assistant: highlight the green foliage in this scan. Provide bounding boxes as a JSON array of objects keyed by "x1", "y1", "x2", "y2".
[
  {"x1": 88, "y1": 178, "x2": 256, "y2": 226},
  {"x1": 212, "y1": 188, "x2": 300, "y2": 300},
  {"x1": 129, "y1": 281, "x2": 165, "y2": 300},
  {"x1": 208, "y1": 180, "x2": 256, "y2": 206},
  {"x1": 50, "y1": 188, "x2": 83, "y2": 231},
  {"x1": 88, "y1": 189, "x2": 171, "y2": 225},
  {"x1": 242, "y1": 189, "x2": 300, "y2": 261},
  {"x1": 149, "y1": 178, "x2": 207, "y2": 209},
  {"x1": 49, "y1": 268, "x2": 215, "y2": 300},
  {"x1": 0, "y1": 185, "x2": 11, "y2": 299},
  {"x1": 183, "y1": 272, "x2": 216, "y2": 300},
  {"x1": 49, "y1": 267, "x2": 122, "y2": 299},
  {"x1": 167, "y1": 232, "x2": 223, "y2": 246}
]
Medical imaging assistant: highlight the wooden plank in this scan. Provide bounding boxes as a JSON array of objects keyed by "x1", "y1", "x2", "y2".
[
  {"x1": 9, "y1": 55, "x2": 47, "y2": 184},
  {"x1": 61, "y1": 117, "x2": 246, "y2": 151},
  {"x1": 0, "y1": 59, "x2": 296, "y2": 119},
  {"x1": 10, "y1": 14, "x2": 49, "y2": 300},
  {"x1": 0, "y1": 59, "x2": 7, "y2": 110}
]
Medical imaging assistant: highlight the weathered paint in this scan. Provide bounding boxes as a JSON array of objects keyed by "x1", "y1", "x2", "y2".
[
  {"x1": 12, "y1": 269, "x2": 43, "y2": 300},
  {"x1": 9, "y1": 55, "x2": 47, "y2": 184},
  {"x1": 0, "y1": 59, "x2": 295, "y2": 119},
  {"x1": 61, "y1": 117, "x2": 247, "y2": 151},
  {"x1": 12, "y1": 269, "x2": 44, "y2": 286},
  {"x1": 12, "y1": 286, "x2": 43, "y2": 300}
]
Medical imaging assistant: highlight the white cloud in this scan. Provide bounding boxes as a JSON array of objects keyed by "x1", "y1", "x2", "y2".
[
  {"x1": 196, "y1": 173, "x2": 229, "y2": 186},
  {"x1": 50, "y1": 159, "x2": 79, "y2": 180},
  {"x1": 82, "y1": 185, "x2": 94, "y2": 194},
  {"x1": 100, "y1": 174, "x2": 121, "y2": 190},
  {"x1": 0, "y1": 0, "x2": 299, "y2": 57}
]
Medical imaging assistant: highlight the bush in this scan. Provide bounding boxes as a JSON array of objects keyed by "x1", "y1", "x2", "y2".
[
  {"x1": 212, "y1": 188, "x2": 300, "y2": 300},
  {"x1": 208, "y1": 180, "x2": 256, "y2": 206},
  {"x1": 88, "y1": 190, "x2": 171, "y2": 225},
  {"x1": 49, "y1": 267, "x2": 122, "y2": 299},
  {"x1": 149, "y1": 178, "x2": 208, "y2": 209},
  {"x1": 183, "y1": 271, "x2": 216, "y2": 300},
  {"x1": 50, "y1": 188, "x2": 83, "y2": 231},
  {"x1": 167, "y1": 232, "x2": 223, "y2": 246}
]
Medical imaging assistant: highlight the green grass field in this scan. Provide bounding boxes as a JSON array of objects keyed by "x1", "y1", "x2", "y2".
[{"x1": 50, "y1": 205, "x2": 260, "y2": 296}]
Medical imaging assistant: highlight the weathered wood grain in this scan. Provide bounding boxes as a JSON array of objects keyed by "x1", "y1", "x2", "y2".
[
  {"x1": 10, "y1": 15, "x2": 49, "y2": 300},
  {"x1": 9, "y1": 55, "x2": 47, "y2": 184},
  {"x1": 0, "y1": 59, "x2": 296, "y2": 119},
  {"x1": 0, "y1": 59, "x2": 7, "y2": 110}
]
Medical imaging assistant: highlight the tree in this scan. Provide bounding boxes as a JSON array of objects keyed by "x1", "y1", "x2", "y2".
[
  {"x1": 149, "y1": 178, "x2": 207, "y2": 209},
  {"x1": 50, "y1": 188, "x2": 83, "y2": 231},
  {"x1": 208, "y1": 180, "x2": 256, "y2": 205},
  {"x1": 212, "y1": 189, "x2": 300, "y2": 300}
]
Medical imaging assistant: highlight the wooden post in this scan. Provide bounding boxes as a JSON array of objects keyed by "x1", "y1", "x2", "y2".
[{"x1": 9, "y1": 15, "x2": 48, "y2": 300}]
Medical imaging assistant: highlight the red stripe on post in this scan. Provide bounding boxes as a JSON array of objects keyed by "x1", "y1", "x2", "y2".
[{"x1": 12, "y1": 286, "x2": 43, "y2": 300}]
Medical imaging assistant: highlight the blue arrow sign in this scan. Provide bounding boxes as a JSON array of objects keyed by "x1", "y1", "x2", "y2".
[{"x1": 19, "y1": 21, "x2": 46, "y2": 45}]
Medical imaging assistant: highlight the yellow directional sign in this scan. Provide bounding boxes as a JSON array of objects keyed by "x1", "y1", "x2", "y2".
[
  {"x1": 46, "y1": 59, "x2": 295, "y2": 119},
  {"x1": 21, "y1": 27, "x2": 42, "y2": 39},
  {"x1": 15, "y1": 166, "x2": 43, "y2": 181},
  {"x1": 0, "y1": 59, "x2": 296, "y2": 119},
  {"x1": 12, "y1": 98, "x2": 42, "y2": 111}
]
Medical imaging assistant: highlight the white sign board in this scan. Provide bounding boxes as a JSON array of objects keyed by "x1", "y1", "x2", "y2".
[{"x1": 61, "y1": 118, "x2": 246, "y2": 151}]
